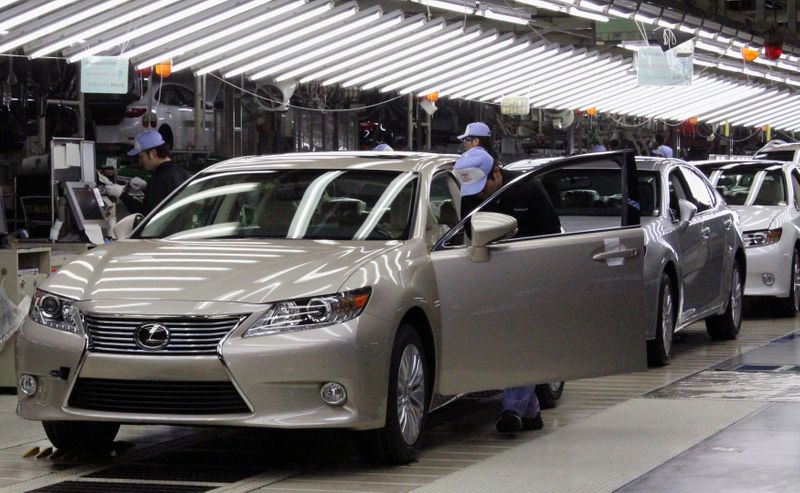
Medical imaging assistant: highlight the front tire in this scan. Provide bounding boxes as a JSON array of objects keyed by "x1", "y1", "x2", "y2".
[
  {"x1": 706, "y1": 262, "x2": 743, "y2": 340},
  {"x1": 42, "y1": 421, "x2": 119, "y2": 451},
  {"x1": 535, "y1": 382, "x2": 564, "y2": 409},
  {"x1": 647, "y1": 274, "x2": 675, "y2": 367},
  {"x1": 777, "y1": 248, "x2": 800, "y2": 316},
  {"x1": 360, "y1": 324, "x2": 428, "y2": 464}
]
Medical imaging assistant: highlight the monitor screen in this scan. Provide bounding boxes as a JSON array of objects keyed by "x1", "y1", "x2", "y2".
[
  {"x1": 0, "y1": 189, "x2": 7, "y2": 235},
  {"x1": 73, "y1": 187, "x2": 104, "y2": 220}
]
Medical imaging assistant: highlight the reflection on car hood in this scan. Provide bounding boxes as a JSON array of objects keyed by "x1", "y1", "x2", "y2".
[
  {"x1": 730, "y1": 206, "x2": 786, "y2": 231},
  {"x1": 44, "y1": 239, "x2": 402, "y2": 303}
]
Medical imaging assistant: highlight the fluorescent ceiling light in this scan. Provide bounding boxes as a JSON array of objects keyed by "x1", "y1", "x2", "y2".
[
  {"x1": 0, "y1": 0, "x2": 80, "y2": 33},
  {"x1": 137, "y1": 0, "x2": 304, "y2": 69},
  {"x1": 304, "y1": 21, "x2": 445, "y2": 84},
  {"x1": 252, "y1": 14, "x2": 401, "y2": 80},
  {"x1": 568, "y1": 7, "x2": 608, "y2": 22},
  {"x1": 578, "y1": 0, "x2": 607, "y2": 12},
  {"x1": 633, "y1": 13, "x2": 655, "y2": 24},
  {"x1": 278, "y1": 18, "x2": 426, "y2": 83},
  {"x1": 364, "y1": 33, "x2": 499, "y2": 90},
  {"x1": 695, "y1": 40, "x2": 726, "y2": 55},
  {"x1": 188, "y1": 4, "x2": 349, "y2": 75},
  {"x1": 322, "y1": 25, "x2": 463, "y2": 86},
  {"x1": 68, "y1": 0, "x2": 228, "y2": 62},
  {"x1": 169, "y1": 1, "x2": 325, "y2": 72},
  {"x1": 340, "y1": 29, "x2": 482, "y2": 88},
  {"x1": 698, "y1": 28, "x2": 717, "y2": 39},
  {"x1": 717, "y1": 62, "x2": 740, "y2": 72},
  {"x1": 693, "y1": 59, "x2": 716, "y2": 68},
  {"x1": 0, "y1": 0, "x2": 130, "y2": 54},
  {"x1": 515, "y1": 0, "x2": 567, "y2": 14},
  {"x1": 229, "y1": 10, "x2": 380, "y2": 78},
  {"x1": 607, "y1": 7, "x2": 633, "y2": 19},
  {"x1": 482, "y1": 9, "x2": 529, "y2": 25},
  {"x1": 678, "y1": 24, "x2": 697, "y2": 34},
  {"x1": 30, "y1": 0, "x2": 182, "y2": 58},
  {"x1": 122, "y1": 0, "x2": 274, "y2": 61},
  {"x1": 657, "y1": 19, "x2": 678, "y2": 29},
  {"x1": 765, "y1": 73, "x2": 785, "y2": 82},
  {"x1": 411, "y1": 0, "x2": 475, "y2": 14}
]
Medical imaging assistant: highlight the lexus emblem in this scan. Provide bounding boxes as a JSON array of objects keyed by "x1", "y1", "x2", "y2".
[{"x1": 134, "y1": 323, "x2": 170, "y2": 350}]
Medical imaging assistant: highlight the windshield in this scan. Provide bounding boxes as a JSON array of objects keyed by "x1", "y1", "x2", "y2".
[
  {"x1": 538, "y1": 169, "x2": 659, "y2": 217},
  {"x1": 715, "y1": 167, "x2": 786, "y2": 206},
  {"x1": 136, "y1": 169, "x2": 417, "y2": 240}
]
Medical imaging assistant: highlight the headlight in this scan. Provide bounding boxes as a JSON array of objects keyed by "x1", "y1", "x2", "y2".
[
  {"x1": 29, "y1": 290, "x2": 80, "y2": 333},
  {"x1": 244, "y1": 288, "x2": 371, "y2": 337},
  {"x1": 743, "y1": 228, "x2": 782, "y2": 248}
]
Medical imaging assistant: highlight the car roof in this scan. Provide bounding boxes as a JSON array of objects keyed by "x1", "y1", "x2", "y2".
[
  {"x1": 506, "y1": 155, "x2": 681, "y2": 172},
  {"x1": 691, "y1": 159, "x2": 791, "y2": 172},
  {"x1": 201, "y1": 152, "x2": 457, "y2": 174}
]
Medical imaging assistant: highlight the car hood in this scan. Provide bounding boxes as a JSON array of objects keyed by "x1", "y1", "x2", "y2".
[
  {"x1": 730, "y1": 206, "x2": 786, "y2": 232},
  {"x1": 45, "y1": 239, "x2": 403, "y2": 303}
]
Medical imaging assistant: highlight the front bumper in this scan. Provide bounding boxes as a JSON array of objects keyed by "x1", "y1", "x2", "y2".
[
  {"x1": 744, "y1": 240, "x2": 792, "y2": 297},
  {"x1": 16, "y1": 301, "x2": 391, "y2": 430}
]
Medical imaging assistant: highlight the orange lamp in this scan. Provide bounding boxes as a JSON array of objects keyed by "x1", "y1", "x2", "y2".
[
  {"x1": 586, "y1": 107, "x2": 598, "y2": 117},
  {"x1": 154, "y1": 61, "x2": 172, "y2": 78},
  {"x1": 688, "y1": 117, "x2": 698, "y2": 125},
  {"x1": 741, "y1": 47, "x2": 759, "y2": 62},
  {"x1": 425, "y1": 91, "x2": 439, "y2": 103}
]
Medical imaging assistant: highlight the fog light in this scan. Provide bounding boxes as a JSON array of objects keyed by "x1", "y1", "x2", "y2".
[
  {"x1": 320, "y1": 382, "x2": 347, "y2": 406},
  {"x1": 19, "y1": 375, "x2": 38, "y2": 396},
  {"x1": 762, "y1": 273, "x2": 776, "y2": 286}
]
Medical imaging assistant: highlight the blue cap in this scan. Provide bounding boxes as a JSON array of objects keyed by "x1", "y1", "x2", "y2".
[
  {"x1": 127, "y1": 130, "x2": 165, "y2": 156},
  {"x1": 373, "y1": 143, "x2": 393, "y2": 151},
  {"x1": 457, "y1": 122, "x2": 491, "y2": 140},
  {"x1": 455, "y1": 147, "x2": 494, "y2": 196}
]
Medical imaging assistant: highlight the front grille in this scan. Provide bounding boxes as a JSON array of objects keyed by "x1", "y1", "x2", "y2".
[
  {"x1": 68, "y1": 378, "x2": 250, "y2": 414},
  {"x1": 84, "y1": 314, "x2": 245, "y2": 355}
]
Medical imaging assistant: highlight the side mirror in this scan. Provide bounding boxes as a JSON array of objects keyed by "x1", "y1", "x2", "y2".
[
  {"x1": 678, "y1": 199, "x2": 697, "y2": 229},
  {"x1": 112, "y1": 213, "x2": 143, "y2": 240},
  {"x1": 468, "y1": 212, "x2": 518, "y2": 262}
]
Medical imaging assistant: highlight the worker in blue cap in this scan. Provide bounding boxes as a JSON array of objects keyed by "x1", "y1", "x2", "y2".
[
  {"x1": 457, "y1": 122, "x2": 497, "y2": 159},
  {"x1": 105, "y1": 130, "x2": 191, "y2": 216},
  {"x1": 454, "y1": 145, "x2": 561, "y2": 433}
]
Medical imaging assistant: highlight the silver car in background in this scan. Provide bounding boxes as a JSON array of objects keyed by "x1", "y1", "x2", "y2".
[
  {"x1": 695, "y1": 159, "x2": 800, "y2": 314},
  {"x1": 508, "y1": 156, "x2": 746, "y2": 367},
  {"x1": 17, "y1": 151, "x2": 648, "y2": 464}
]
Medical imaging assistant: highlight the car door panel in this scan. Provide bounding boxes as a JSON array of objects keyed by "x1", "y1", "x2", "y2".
[
  {"x1": 432, "y1": 151, "x2": 647, "y2": 395},
  {"x1": 432, "y1": 228, "x2": 646, "y2": 394}
]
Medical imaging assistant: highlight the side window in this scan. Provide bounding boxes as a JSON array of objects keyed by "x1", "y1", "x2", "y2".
[
  {"x1": 426, "y1": 172, "x2": 461, "y2": 248},
  {"x1": 668, "y1": 172, "x2": 688, "y2": 222},
  {"x1": 792, "y1": 170, "x2": 800, "y2": 209},
  {"x1": 155, "y1": 86, "x2": 181, "y2": 106},
  {"x1": 175, "y1": 86, "x2": 195, "y2": 107},
  {"x1": 679, "y1": 167, "x2": 715, "y2": 212}
]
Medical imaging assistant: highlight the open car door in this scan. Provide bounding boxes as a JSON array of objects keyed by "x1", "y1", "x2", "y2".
[{"x1": 431, "y1": 151, "x2": 647, "y2": 395}]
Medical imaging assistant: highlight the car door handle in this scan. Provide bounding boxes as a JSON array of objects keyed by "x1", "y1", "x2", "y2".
[
  {"x1": 701, "y1": 227, "x2": 711, "y2": 239},
  {"x1": 592, "y1": 248, "x2": 640, "y2": 261},
  {"x1": 723, "y1": 219, "x2": 733, "y2": 231}
]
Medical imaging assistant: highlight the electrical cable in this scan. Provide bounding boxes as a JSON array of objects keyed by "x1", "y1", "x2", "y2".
[{"x1": 208, "y1": 73, "x2": 407, "y2": 112}]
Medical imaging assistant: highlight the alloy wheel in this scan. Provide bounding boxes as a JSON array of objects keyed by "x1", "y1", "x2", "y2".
[{"x1": 396, "y1": 345, "x2": 425, "y2": 445}]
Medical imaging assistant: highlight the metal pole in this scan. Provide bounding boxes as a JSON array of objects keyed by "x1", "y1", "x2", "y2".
[
  {"x1": 194, "y1": 74, "x2": 202, "y2": 149},
  {"x1": 789, "y1": 0, "x2": 798, "y2": 34},
  {"x1": 425, "y1": 112, "x2": 432, "y2": 150},
  {"x1": 407, "y1": 93, "x2": 413, "y2": 151},
  {"x1": 77, "y1": 69, "x2": 85, "y2": 138},
  {"x1": 146, "y1": 74, "x2": 153, "y2": 131}
]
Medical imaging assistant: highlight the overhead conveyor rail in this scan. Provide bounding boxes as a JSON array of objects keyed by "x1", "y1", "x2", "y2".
[{"x1": 2, "y1": 0, "x2": 800, "y2": 130}]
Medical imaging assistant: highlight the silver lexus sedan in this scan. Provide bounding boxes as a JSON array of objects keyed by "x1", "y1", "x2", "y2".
[
  {"x1": 508, "y1": 156, "x2": 746, "y2": 367},
  {"x1": 17, "y1": 151, "x2": 647, "y2": 463}
]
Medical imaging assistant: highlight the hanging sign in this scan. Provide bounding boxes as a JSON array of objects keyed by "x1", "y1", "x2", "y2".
[
  {"x1": 637, "y1": 46, "x2": 693, "y2": 86},
  {"x1": 80, "y1": 56, "x2": 128, "y2": 94},
  {"x1": 500, "y1": 96, "x2": 530, "y2": 116}
]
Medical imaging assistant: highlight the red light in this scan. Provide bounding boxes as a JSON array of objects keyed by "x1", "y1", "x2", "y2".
[
  {"x1": 125, "y1": 108, "x2": 146, "y2": 118},
  {"x1": 764, "y1": 43, "x2": 783, "y2": 61}
]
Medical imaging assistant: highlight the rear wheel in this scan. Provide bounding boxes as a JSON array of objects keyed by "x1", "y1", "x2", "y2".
[
  {"x1": 647, "y1": 274, "x2": 675, "y2": 367},
  {"x1": 777, "y1": 248, "x2": 800, "y2": 316},
  {"x1": 360, "y1": 324, "x2": 428, "y2": 464},
  {"x1": 535, "y1": 381, "x2": 564, "y2": 409},
  {"x1": 42, "y1": 421, "x2": 119, "y2": 451},
  {"x1": 706, "y1": 262, "x2": 743, "y2": 340}
]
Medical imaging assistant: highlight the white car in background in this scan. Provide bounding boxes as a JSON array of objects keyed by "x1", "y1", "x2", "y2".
[
  {"x1": 753, "y1": 140, "x2": 800, "y2": 163},
  {"x1": 695, "y1": 159, "x2": 800, "y2": 314},
  {"x1": 94, "y1": 82, "x2": 213, "y2": 152}
]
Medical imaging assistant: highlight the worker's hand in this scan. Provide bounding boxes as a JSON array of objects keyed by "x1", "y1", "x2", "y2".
[
  {"x1": 104, "y1": 183, "x2": 125, "y2": 198},
  {"x1": 129, "y1": 177, "x2": 148, "y2": 191}
]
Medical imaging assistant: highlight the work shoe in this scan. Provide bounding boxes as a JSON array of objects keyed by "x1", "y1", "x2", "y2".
[
  {"x1": 495, "y1": 411, "x2": 523, "y2": 432},
  {"x1": 521, "y1": 413, "x2": 543, "y2": 431}
]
